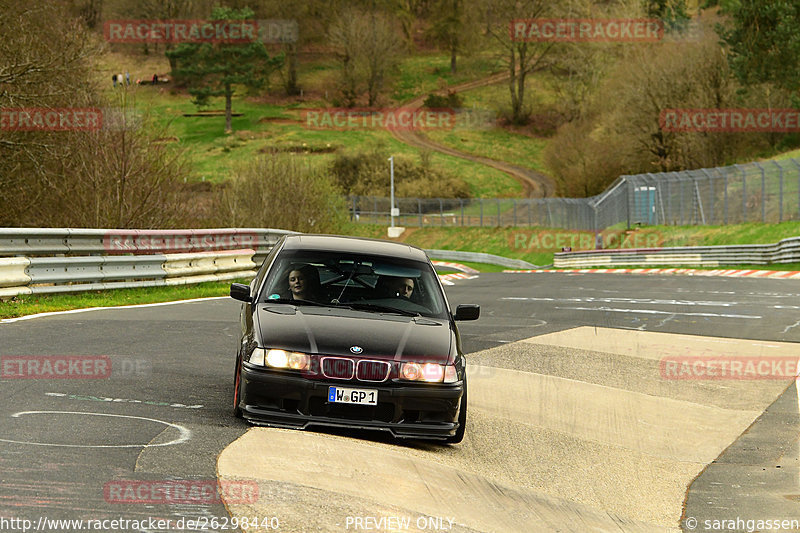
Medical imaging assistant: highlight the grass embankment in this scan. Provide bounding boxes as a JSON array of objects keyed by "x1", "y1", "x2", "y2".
[{"x1": 341, "y1": 220, "x2": 800, "y2": 267}]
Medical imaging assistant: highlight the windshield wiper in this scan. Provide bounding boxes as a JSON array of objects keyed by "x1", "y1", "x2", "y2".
[
  {"x1": 261, "y1": 298, "x2": 331, "y2": 307},
  {"x1": 344, "y1": 303, "x2": 420, "y2": 317}
]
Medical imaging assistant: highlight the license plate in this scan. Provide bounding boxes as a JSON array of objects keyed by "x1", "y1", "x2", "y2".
[{"x1": 328, "y1": 386, "x2": 377, "y2": 406}]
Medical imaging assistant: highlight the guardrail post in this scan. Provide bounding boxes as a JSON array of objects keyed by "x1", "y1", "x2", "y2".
[
  {"x1": 496, "y1": 198, "x2": 500, "y2": 227},
  {"x1": 479, "y1": 198, "x2": 483, "y2": 227},
  {"x1": 460, "y1": 199, "x2": 464, "y2": 226},
  {"x1": 440, "y1": 198, "x2": 444, "y2": 226}
]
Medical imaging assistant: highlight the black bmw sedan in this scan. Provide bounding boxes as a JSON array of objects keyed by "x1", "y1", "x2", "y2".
[{"x1": 230, "y1": 234, "x2": 480, "y2": 443}]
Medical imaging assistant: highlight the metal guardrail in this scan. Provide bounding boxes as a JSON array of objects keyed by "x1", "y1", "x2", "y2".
[
  {"x1": 0, "y1": 227, "x2": 300, "y2": 298},
  {"x1": 0, "y1": 228, "x2": 296, "y2": 264},
  {"x1": 0, "y1": 249, "x2": 258, "y2": 298},
  {"x1": 553, "y1": 237, "x2": 800, "y2": 268},
  {"x1": 426, "y1": 249, "x2": 538, "y2": 269}
]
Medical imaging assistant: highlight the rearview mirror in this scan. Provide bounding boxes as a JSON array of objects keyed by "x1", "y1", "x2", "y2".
[
  {"x1": 230, "y1": 283, "x2": 252, "y2": 303},
  {"x1": 453, "y1": 304, "x2": 480, "y2": 321}
]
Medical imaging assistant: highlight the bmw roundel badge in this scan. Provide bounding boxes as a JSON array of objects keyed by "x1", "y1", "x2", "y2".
[{"x1": 350, "y1": 346, "x2": 363, "y2": 354}]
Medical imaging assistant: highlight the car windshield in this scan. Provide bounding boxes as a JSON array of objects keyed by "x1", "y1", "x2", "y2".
[{"x1": 258, "y1": 249, "x2": 448, "y2": 319}]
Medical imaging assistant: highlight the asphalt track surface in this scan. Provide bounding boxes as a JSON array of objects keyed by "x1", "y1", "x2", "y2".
[{"x1": 1, "y1": 272, "x2": 800, "y2": 532}]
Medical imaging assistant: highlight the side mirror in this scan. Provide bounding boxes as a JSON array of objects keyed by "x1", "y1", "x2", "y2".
[
  {"x1": 230, "y1": 283, "x2": 252, "y2": 303},
  {"x1": 453, "y1": 304, "x2": 480, "y2": 321}
]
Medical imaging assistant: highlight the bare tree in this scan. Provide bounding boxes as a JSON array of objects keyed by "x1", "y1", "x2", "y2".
[
  {"x1": 0, "y1": 0, "x2": 101, "y2": 225},
  {"x1": 482, "y1": 0, "x2": 559, "y2": 124},
  {"x1": 219, "y1": 154, "x2": 346, "y2": 233},
  {"x1": 328, "y1": 7, "x2": 403, "y2": 106}
]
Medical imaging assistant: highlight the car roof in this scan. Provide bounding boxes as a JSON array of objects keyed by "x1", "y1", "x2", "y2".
[{"x1": 280, "y1": 234, "x2": 429, "y2": 261}]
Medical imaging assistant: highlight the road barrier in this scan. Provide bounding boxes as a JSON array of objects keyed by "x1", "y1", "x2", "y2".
[
  {"x1": 0, "y1": 249, "x2": 258, "y2": 298},
  {"x1": 0, "y1": 228, "x2": 294, "y2": 263},
  {"x1": 0, "y1": 228, "x2": 297, "y2": 298},
  {"x1": 426, "y1": 249, "x2": 538, "y2": 269},
  {"x1": 554, "y1": 236, "x2": 800, "y2": 268}
]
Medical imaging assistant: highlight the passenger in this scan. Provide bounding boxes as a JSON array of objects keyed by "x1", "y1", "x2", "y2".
[
  {"x1": 376, "y1": 276, "x2": 414, "y2": 299},
  {"x1": 288, "y1": 265, "x2": 323, "y2": 301}
]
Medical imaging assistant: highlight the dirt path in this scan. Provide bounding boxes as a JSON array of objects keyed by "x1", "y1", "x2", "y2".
[{"x1": 391, "y1": 71, "x2": 556, "y2": 198}]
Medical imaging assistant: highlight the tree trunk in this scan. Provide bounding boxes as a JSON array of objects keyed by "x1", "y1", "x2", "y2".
[
  {"x1": 225, "y1": 83, "x2": 233, "y2": 133},
  {"x1": 450, "y1": 41, "x2": 457, "y2": 75},
  {"x1": 285, "y1": 43, "x2": 300, "y2": 95}
]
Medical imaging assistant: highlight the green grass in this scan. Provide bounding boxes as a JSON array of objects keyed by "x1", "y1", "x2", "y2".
[
  {"x1": 426, "y1": 127, "x2": 550, "y2": 176},
  {"x1": 0, "y1": 280, "x2": 244, "y2": 319},
  {"x1": 130, "y1": 87, "x2": 521, "y2": 195},
  {"x1": 392, "y1": 53, "x2": 500, "y2": 102},
  {"x1": 432, "y1": 260, "x2": 508, "y2": 273}
]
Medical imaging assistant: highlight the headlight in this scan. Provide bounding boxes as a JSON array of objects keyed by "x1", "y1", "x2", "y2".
[
  {"x1": 400, "y1": 362, "x2": 458, "y2": 383},
  {"x1": 248, "y1": 348, "x2": 310, "y2": 370},
  {"x1": 266, "y1": 349, "x2": 310, "y2": 370}
]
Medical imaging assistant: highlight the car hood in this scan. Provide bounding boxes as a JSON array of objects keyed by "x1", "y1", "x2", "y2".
[{"x1": 255, "y1": 305, "x2": 453, "y2": 363}]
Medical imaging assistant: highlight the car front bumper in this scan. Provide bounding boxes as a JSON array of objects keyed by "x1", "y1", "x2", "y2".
[{"x1": 239, "y1": 363, "x2": 464, "y2": 440}]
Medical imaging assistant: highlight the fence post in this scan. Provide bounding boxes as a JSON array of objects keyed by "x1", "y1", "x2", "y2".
[
  {"x1": 418, "y1": 198, "x2": 423, "y2": 227},
  {"x1": 440, "y1": 198, "x2": 444, "y2": 226},
  {"x1": 734, "y1": 164, "x2": 746, "y2": 222},
  {"x1": 527, "y1": 199, "x2": 532, "y2": 226},
  {"x1": 460, "y1": 199, "x2": 464, "y2": 226},
  {"x1": 788, "y1": 159, "x2": 800, "y2": 220},
  {"x1": 723, "y1": 167, "x2": 728, "y2": 225},
  {"x1": 773, "y1": 160, "x2": 783, "y2": 223},
  {"x1": 513, "y1": 199, "x2": 517, "y2": 226},
  {"x1": 479, "y1": 199, "x2": 483, "y2": 227},
  {"x1": 754, "y1": 162, "x2": 766, "y2": 222},
  {"x1": 496, "y1": 198, "x2": 500, "y2": 227},
  {"x1": 701, "y1": 169, "x2": 714, "y2": 224}
]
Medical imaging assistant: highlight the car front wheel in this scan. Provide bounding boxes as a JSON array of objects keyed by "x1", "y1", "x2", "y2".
[
  {"x1": 233, "y1": 358, "x2": 243, "y2": 419},
  {"x1": 445, "y1": 378, "x2": 467, "y2": 444}
]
